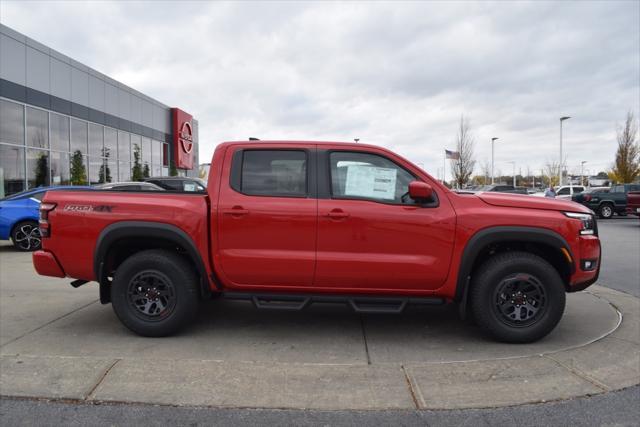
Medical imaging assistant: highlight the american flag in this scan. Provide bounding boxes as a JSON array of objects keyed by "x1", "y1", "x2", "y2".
[{"x1": 445, "y1": 149, "x2": 460, "y2": 160}]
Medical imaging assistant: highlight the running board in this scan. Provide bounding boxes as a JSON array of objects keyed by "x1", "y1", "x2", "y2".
[{"x1": 222, "y1": 292, "x2": 445, "y2": 314}]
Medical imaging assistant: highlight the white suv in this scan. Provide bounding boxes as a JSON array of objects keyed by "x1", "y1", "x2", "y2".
[{"x1": 554, "y1": 185, "x2": 585, "y2": 200}]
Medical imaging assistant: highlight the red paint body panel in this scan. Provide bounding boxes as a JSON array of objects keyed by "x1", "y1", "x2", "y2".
[
  {"x1": 35, "y1": 140, "x2": 601, "y2": 300},
  {"x1": 32, "y1": 250, "x2": 65, "y2": 278}
]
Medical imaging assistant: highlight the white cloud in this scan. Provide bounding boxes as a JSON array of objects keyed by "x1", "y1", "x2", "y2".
[{"x1": 1, "y1": 0, "x2": 638, "y2": 179}]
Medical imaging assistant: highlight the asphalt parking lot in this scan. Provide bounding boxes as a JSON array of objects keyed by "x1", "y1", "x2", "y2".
[{"x1": 0, "y1": 217, "x2": 638, "y2": 425}]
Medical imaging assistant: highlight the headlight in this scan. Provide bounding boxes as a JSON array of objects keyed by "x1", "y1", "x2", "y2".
[{"x1": 564, "y1": 212, "x2": 596, "y2": 235}]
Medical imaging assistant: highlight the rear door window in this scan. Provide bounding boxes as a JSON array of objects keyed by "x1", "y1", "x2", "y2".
[{"x1": 240, "y1": 150, "x2": 307, "y2": 197}]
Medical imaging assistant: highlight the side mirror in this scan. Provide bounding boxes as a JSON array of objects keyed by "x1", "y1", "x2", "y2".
[{"x1": 408, "y1": 181, "x2": 433, "y2": 201}]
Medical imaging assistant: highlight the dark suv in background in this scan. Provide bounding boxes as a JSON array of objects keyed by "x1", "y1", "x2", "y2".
[
  {"x1": 573, "y1": 184, "x2": 640, "y2": 218},
  {"x1": 144, "y1": 177, "x2": 207, "y2": 192}
]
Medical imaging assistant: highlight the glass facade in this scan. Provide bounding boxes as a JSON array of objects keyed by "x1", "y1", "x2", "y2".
[{"x1": 0, "y1": 98, "x2": 171, "y2": 197}]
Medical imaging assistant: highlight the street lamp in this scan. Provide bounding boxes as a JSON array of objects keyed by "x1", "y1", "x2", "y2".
[
  {"x1": 491, "y1": 137, "x2": 499, "y2": 184},
  {"x1": 506, "y1": 161, "x2": 516, "y2": 187},
  {"x1": 581, "y1": 160, "x2": 587, "y2": 186},
  {"x1": 559, "y1": 116, "x2": 571, "y2": 186}
]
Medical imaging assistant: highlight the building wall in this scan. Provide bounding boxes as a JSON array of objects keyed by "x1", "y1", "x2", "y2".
[{"x1": 0, "y1": 24, "x2": 196, "y2": 196}]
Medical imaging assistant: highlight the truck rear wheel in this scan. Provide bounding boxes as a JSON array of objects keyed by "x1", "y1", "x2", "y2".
[
  {"x1": 470, "y1": 251, "x2": 566, "y2": 343},
  {"x1": 111, "y1": 249, "x2": 199, "y2": 337}
]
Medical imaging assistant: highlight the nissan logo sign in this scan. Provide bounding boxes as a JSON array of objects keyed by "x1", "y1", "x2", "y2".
[{"x1": 179, "y1": 121, "x2": 193, "y2": 154}]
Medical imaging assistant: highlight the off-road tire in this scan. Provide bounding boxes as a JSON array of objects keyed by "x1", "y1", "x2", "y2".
[
  {"x1": 111, "y1": 249, "x2": 199, "y2": 337},
  {"x1": 470, "y1": 251, "x2": 566, "y2": 343},
  {"x1": 598, "y1": 203, "x2": 614, "y2": 219}
]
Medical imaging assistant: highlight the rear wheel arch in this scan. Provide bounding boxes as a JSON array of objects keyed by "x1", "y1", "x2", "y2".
[
  {"x1": 94, "y1": 221, "x2": 213, "y2": 302},
  {"x1": 455, "y1": 226, "x2": 574, "y2": 305}
]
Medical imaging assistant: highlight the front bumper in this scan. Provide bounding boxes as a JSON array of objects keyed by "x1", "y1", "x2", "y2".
[
  {"x1": 567, "y1": 235, "x2": 601, "y2": 292},
  {"x1": 33, "y1": 250, "x2": 66, "y2": 278}
]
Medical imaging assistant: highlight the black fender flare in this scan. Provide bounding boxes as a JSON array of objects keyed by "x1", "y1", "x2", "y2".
[
  {"x1": 94, "y1": 221, "x2": 212, "y2": 300},
  {"x1": 455, "y1": 226, "x2": 575, "y2": 304}
]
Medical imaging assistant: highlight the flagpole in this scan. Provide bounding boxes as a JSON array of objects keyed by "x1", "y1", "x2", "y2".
[{"x1": 443, "y1": 149, "x2": 446, "y2": 184}]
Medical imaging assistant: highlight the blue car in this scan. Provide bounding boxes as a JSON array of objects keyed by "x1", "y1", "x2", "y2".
[{"x1": 0, "y1": 186, "x2": 92, "y2": 251}]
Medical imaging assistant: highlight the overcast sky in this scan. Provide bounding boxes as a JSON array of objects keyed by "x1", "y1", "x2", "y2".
[{"x1": 1, "y1": 1, "x2": 638, "y2": 179}]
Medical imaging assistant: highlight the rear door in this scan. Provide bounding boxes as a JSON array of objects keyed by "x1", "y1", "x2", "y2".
[
  {"x1": 217, "y1": 144, "x2": 317, "y2": 288},
  {"x1": 314, "y1": 148, "x2": 456, "y2": 291}
]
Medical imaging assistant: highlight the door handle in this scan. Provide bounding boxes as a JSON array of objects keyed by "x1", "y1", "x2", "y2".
[
  {"x1": 326, "y1": 209, "x2": 350, "y2": 219},
  {"x1": 222, "y1": 206, "x2": 249, "y2": 216}
]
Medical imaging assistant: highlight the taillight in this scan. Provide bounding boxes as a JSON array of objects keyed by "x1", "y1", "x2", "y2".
[
  {"x1": 39, "y1": 203, "x2": 57, "y2": 238},
  {"x1": 583, "y1": 194, "x2": 592, "y2": 202}
]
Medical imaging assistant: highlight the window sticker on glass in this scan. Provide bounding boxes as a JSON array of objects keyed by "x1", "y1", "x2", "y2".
[
  {"x1": 183, "y1": 183, "x2": 196, "y2": 192},
  {"x1": 344, "y1": 165, "x2": 397, "y2": 200}
]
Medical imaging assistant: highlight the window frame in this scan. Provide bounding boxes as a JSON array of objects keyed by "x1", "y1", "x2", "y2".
[
  {"x1": 230, "y1": 148, "x2": 312, "y2": 199},
  {"x1": 325, "y1": 149, "x2": 438, "y2": 207}
]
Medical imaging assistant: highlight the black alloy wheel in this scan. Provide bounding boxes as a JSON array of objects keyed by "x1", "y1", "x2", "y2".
[
  {"x1": 127, "y1": 271, "x2": 177, "y2": 321},
  {"x1": 493, "y1": 273, "x2": 547, "y2": 328},
  {"x1": 111, "y1": 249, "x2": 200, "y2": 337}
]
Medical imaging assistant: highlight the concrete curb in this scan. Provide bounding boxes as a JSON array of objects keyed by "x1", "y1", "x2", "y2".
[{"x1": 1, "y1": 286, "x2": 638, "y2": 410}]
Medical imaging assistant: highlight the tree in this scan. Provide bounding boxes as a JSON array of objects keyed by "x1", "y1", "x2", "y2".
[
  {"x1": 544, "y1": 161, "x2": 561, "y2": 187},
  {"x1": 143, "y1": 163, "x2": 150, "y2": 178},
  {"x1": 451, "y1": 115, "x2": 476, "y2": 188},
  {"x1": 70, "y1": 150, "x2": 87, "y2": 185},
  {"x1": 169, "y1": 160, "x2": 178, "y2": 177},
  {"x1": 131, "y1": 143, "x2": 143, "y2": 181},
  {"x1": 99, "y1": 147, "x2": 112, "y2": 183},
  {"x1": 35, "y1": 152, "x2": 48, "y2": 187},
  {"x1": 609, "y1": 111, "x2": 639, "y2": 183}
]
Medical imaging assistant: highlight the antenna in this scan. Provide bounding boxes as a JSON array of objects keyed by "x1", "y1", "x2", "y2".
[{"x1": 249, "y1": 137, "x2": 260, "y2": 141}]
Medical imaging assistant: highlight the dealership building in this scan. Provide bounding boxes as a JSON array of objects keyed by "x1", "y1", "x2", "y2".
[{"x1": 0, "y1": 24, "x2": 198, "y2": 197}]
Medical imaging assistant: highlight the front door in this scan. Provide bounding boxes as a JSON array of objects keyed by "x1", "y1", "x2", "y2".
[
  {"x1": 315, "y1": 149, "x2": 456, "y2": 292},
  {"x1": 217, "y1": 145, "x2": 317, "y2": 288}
]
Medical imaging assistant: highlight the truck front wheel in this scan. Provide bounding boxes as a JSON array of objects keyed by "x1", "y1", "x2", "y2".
[
  {"x1": 470, "y1": 251, "x2": 566, "y2": 343},
  {"x1": 111, "y1": 249, "x2": 199, "y2": 337}
]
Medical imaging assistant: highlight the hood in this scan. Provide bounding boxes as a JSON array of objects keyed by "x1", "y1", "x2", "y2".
[{"x1": 477, "y1": 191, "x2": 593, "y2": 214}]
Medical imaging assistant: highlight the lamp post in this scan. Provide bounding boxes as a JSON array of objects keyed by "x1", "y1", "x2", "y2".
[
  {"x1": 559, "y1": 116, "x2": 571, "y2": 185},
  {"x1": 507, "y1": 161, "x2": 516, "y2": 187},
  {"x1": 581, "y1": 161, "x2": 587, "y2": 186},
  {"x1": 491, "y1": 137, "x2": 499, "y2": 184}
]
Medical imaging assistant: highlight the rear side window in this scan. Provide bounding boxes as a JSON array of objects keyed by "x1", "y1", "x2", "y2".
[{"x1": 239, "y1": 150, "x2": 307, "y2": 197}]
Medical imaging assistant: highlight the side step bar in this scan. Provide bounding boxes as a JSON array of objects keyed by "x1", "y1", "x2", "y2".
[{"x1": 223, "y1": 292, "x2": 445, "y2": 314}]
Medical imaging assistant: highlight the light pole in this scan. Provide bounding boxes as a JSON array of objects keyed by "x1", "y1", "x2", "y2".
[
  {"x1": 559, "y1": 116, "x2": 571, "y2": 186},
  {"x1": 581, "y1": 161, "x2": 587, "y2": 186},
  {"x1": 507, "y1": 161, "x2": 516, "y2": 187},
  {"x1": 491, "y1": 137, "x2": 499, "y2": 184}
]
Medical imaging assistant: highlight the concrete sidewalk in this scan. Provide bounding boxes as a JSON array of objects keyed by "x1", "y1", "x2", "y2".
[{"x1": 1, "y1": 244, "x2": 638, "y2": 410}]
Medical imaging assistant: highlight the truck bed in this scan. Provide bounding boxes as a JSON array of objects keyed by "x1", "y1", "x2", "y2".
[{"x1": 40, "y1": 190, "x2": 210, "y2": 281}]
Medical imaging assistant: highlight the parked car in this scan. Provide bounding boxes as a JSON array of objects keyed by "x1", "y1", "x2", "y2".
[
  {"x1": 477, "y1": 185, "x2": 528, "y2": 194},
  {"x1": 34, "y1": 140, "x2": 601, "y2": 343},
  {"x1": 554, "y1": 186, "x2": 585, "y2": 200},
  {"x1": 571, "y1": 187, "x2": 610, "y2": 204},
  {"x1": 0, "y1": 186, "x2": 91, "y2": 251},
  {"x1": 573, "y1": 183, "x2": 640, "y2": 219},
  {"x1": 626, "y1": 191, "x2": 640, "y2": 218},
  {"x1": 93, "y1": 182, "x2": 165, "y2": 191},
  {"x1": 144, "y1": 176, "x2": 206, "y2": 192}
]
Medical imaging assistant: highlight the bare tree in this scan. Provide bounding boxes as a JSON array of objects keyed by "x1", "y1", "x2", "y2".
[
  {"x1": 544, "y1": 161, "x2": 561, "y2": 187},
  {"x1": 451, "y1": 115, "x2": 476, "y2": 188},
  {"x1": 609, "y1": 111, "x2": 639, "y2": 183}
]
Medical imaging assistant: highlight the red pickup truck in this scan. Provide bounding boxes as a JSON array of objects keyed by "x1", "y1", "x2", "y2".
[
  {"x1": 627, "y1": 191, "x2": 640, "y2": 217},
  {"x1": 32, "y1": 141, "x2": 601, "y2": 343}
]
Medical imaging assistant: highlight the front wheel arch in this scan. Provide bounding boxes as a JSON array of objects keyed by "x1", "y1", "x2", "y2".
[{"x1": 455, "y1": 226, "x2": 573, "y2": 317}]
